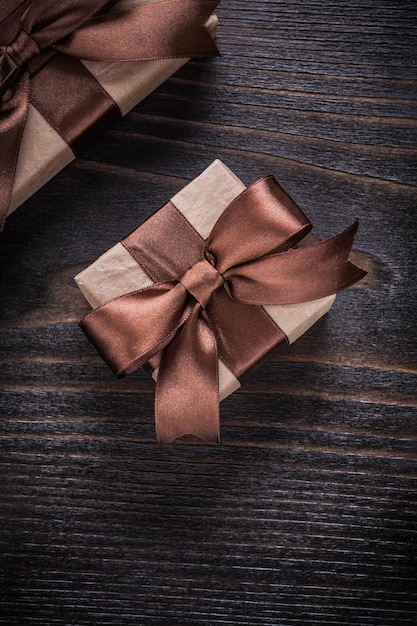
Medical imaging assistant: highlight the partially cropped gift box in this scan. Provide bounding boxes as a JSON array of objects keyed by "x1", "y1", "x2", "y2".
[
  {"x1": 75, "y1": 160, "x2": 366, "y2": 444},
  {"x1": 0, "y1": 0, "x2": 219, "y2": 228}
]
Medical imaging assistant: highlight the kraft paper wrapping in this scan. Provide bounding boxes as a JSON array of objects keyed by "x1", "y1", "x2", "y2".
[
  {"x1": 7, "y1": 0, "x2": 218, "y2": 216},
  {"x1": 75, "y1": 160, "x2": 335, "y2": 401}
]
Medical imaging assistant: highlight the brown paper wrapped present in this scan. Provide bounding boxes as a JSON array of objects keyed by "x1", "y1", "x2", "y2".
[
  {"x1": 75, "y1": 160, "x2": 366, "y2": 443},
  {"x1": 0, "y1": 0, "x2": 219, "y2": 227}
]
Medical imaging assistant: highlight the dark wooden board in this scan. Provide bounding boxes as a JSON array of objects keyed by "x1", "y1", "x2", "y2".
[{"x1": 1, "y1": 1, "x2": 416, "y2": 624}]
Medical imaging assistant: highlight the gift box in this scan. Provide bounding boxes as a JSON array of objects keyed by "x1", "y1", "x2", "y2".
[
  {"x1": 75, "y1": 160, "x2": 366, "y2": 443},
  {"x1": 0, "y1": 0, "x2": 219, "y2": 227}
]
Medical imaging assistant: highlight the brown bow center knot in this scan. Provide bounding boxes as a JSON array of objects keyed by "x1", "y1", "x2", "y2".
[
  {"x1": 0, "y1": 30, "x2": 38, "y2": 98},
  {"x1": 178, "y1": 257, "x2": 224, "y2": 308},
  {"x1": 3, "y1": 29, "x2": 40, "y2": 68}
]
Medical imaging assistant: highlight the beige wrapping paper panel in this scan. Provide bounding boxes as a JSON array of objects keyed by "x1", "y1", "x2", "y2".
[
  {"x1": 75, "y1": 160, "x2": 335, "y2": 401},
  {"x1": 8, "y1": 0, "x2": 218, "y2": 215}
]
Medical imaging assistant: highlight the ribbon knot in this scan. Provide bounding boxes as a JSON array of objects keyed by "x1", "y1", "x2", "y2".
[
  {"x1": 80, "y1": 176, "x2": 366, "y2": 444},
  {"x1": 4, "y1": 28, "x2": 40, "y2": 68},
  {"x1": 0, "y1": 28, "x2": 40, "y2": 99},
  {"x1": 179, "y1": 257, "x2": 224, "y2": 308}
]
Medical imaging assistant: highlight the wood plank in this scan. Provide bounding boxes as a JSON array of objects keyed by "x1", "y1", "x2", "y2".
[{"x1": 1, "y1": 0, "x2": 416, "y2": 624}]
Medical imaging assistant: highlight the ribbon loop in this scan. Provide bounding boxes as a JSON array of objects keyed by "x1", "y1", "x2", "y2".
[
  {"x1": 208, "y1": 176, "x2": 312, "y2": 274},
  {"x1": 178, "y1": 258, "x2": 224, "y2": 308}
]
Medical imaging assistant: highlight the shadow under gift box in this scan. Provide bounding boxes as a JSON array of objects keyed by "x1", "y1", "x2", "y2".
[
  {"x1": 4, "y1": 0, "x2": 218, "y2": 216},
  {"x1": 75, "y1": 160, "x2": 336, "y2": 402}
]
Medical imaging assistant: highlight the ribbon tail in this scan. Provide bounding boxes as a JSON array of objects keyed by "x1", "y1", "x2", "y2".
[
  {"x1": 227, "y1": 220, "x2": 367, "y2": 305},
  {"x1": 0, "y1": 71, "x2": 30, "y2": 231},
  {"x1": 155, "y1": 305, "x2": 220, "y2": 444}
]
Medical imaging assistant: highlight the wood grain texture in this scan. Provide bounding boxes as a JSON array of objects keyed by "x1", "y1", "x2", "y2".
[{"x1": 1, "y1": 0, "x2": 417, "y2": 624}]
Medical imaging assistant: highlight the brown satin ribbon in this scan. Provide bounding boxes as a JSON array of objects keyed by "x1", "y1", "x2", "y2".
[
  {"x1": 0, "y1": 0, "x2": 220, "y2": 229},
  {"x1": 80, "y1": 176, "x2": 366, "y2": 444}
]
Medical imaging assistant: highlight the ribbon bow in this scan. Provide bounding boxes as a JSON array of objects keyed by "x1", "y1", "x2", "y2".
[
  {"x1": 80, "y1": 176, "x2": 366, "y2": 444},
  {"x1": 0, "y1": 0, "x2": 219, "y2": 229}
]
